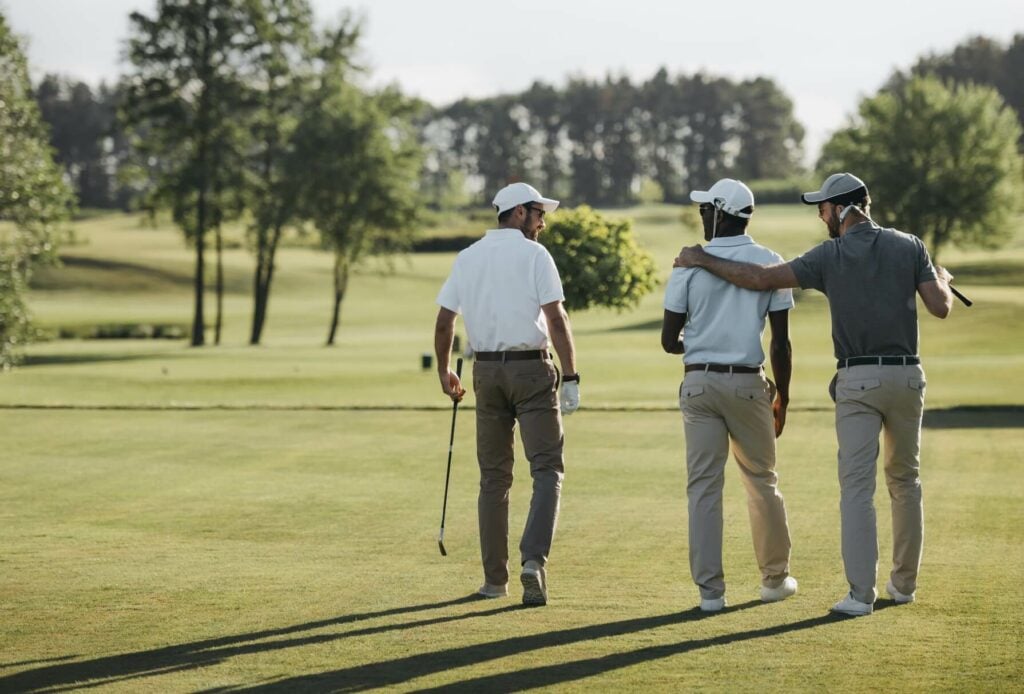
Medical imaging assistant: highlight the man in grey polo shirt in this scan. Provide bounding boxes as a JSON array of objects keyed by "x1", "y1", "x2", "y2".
[
  {"x1": 662, "y1": 178, "x2": 797, "y2": 613},
  {"x1": 434, "y1": 182, "x2": 580, "y2": 607},
  {"x1": 673, "y1": 173, "x2": 954, "y2": 616}
]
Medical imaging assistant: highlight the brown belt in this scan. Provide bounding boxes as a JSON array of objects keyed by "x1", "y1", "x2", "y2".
[
  {"x1": 474, "y1": 350, "x2": 549, "y2": 362},
  {"x1": 685, "y1": 363, "x2": 762, "y2": 374}
]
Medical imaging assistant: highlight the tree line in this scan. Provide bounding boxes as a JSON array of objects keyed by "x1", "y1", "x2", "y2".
[
  {"x1": 4, "y1": 5, "x2": 1023, "y2": 368},
  {"x1": 417, "y1": 71, "x2": 805, "y2": 207}
]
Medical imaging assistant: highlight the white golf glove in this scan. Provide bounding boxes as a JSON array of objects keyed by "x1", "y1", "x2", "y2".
[{"x1": 560, "y1": 381, "x2": 580, "y2": 415}]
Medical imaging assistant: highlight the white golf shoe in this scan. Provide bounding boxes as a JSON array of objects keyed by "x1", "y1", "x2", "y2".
[
  {"x1": 886, "y1": 580, "x2": 915, "y2": 604},
  {"x1": 476, "y1": 583, "x2": 508, "y2": 598},
  {"x1": 831, "y1": 592, "x2": 873, "y2": 616},
  {"x1": 761, "y1": 576, "x2": 799, "y2": 603},
  {"x1": 520, "y1": 560, "x2": 547, "y2": 606},
  {"x1": 700, "y1": 596, "x2": 726, "y2": 612}
]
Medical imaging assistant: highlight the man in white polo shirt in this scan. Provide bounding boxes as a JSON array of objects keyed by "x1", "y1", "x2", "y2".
[
  {"x1": 434, "y1": 182, "x2": 579, "y2": 607},
  {"x1": 661, "y1": 178, "x2": 797, "y2": 612}
]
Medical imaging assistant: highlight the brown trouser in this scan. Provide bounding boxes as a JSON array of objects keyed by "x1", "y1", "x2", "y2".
[
  {"x1": 473, "y1": 358, "x2": 564, "y2": 587},
  {"x1": 835, "y1": 363, "x2": 926, "y2": 603},
  {"x1": 679, "y1": 370, "x2": 792, "y2": 600}
]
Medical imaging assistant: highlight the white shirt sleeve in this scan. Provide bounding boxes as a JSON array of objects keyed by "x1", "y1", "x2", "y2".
[
  {"x1": 764, "y1": 250, "x2": 794, "y2": 311},
  {"x1": 769, "y1": 287, "x2": 795, "y2": 311},
  {"x1": 663, "y1": 267, "x2": 692, "y2": 314},
  {"x1": 436, "y1": 257, "x2": 461, "y2": 313},
  {"x1": 535, "y1": 249, "x2": 565, "y2": 305}
]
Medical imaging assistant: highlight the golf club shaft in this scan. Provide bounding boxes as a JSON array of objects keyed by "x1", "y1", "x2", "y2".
[
  {"x1": 950, "y1": 285, "x2": 972, "y2": 307},
  {"x1": 438, "y1": 357, "x2": 464, "y2": 537}
]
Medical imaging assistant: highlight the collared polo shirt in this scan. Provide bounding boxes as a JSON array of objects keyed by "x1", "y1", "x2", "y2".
[
  {"x1": 437, "y1": 228, "x2": 565, "y2": 352},
  {"x1": 664, "y1": 234, "x2": 793, "y2": 366},
  {"x1": 788, "y1": 221, "x2": 937, "y2": 359}
]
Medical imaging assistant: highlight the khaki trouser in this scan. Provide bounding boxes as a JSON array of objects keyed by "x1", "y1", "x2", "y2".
[
  {"x1": 835, "y1": 363, "x2": 926, "y2": 603},
  {"x1": 473, "y1": 358, "x2": 564, "y2": 587},
  {"x1": 679, "y1": 370, "x2": 792, "y2": 600}
]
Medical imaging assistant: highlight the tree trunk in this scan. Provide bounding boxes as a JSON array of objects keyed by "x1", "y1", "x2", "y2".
[
  {"x1": 214, "y1": 222, "x2": 223, "y2": 345},
  {"x1": 326, "y1": 252, "x2": 349, "y2": 346},
  {"x1": 191, "y1": 194, "x2": 207, "y2": 347},
  {"x1": 250, "y1": 223, "x2": 283, "y2": 345}
]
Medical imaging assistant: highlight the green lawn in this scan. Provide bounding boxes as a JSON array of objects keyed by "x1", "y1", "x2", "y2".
[{"x1": 1, "y1": 206, "x2": 1022, "y2": 691}]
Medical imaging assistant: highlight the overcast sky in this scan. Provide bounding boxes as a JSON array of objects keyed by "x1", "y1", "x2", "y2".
[{"x1": 3, "y1": 0, "x2": 1022, "y2": 162}]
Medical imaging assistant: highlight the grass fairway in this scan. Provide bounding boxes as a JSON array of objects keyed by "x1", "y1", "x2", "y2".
[{"x1": 1, "y1": 207, "x2": 1022, "y2": 691}]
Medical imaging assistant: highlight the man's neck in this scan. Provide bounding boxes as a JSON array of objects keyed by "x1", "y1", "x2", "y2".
[{"x1": 838, "y1": 211, "x2": 869, "y2": 236}]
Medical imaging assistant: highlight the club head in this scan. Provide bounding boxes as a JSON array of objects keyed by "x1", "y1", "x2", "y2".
[{"x1": 438, "y1": 539, "x2": 447, "y2": 557}]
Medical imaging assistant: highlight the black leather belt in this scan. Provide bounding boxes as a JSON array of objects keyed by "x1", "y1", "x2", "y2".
[
  {"x1": 837, "y1": 356, "x2": 921, "y2": 368},
  {"x1": 475, "y1": 350, "x2": 549, "y2": 362},
  {"x1": 685, "y1": 363, "x2": 762, "y2": 374}
]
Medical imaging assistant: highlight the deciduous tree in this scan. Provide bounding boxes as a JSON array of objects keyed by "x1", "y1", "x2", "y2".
[
  {"x1": 0, "y1": 13, "x2": 74, "y2": 368},
  {"x1": 820, "y1": 76, "x2": 1023, "y2": 258}
]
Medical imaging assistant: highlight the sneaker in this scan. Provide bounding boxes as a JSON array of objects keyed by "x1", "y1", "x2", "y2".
[
  {"x1": 831, "y1": 592, "x2": 873, "y2": 616},
  {"x1": 476, "y1": 583, "x2": 508, "y2": 599},
  {"x1": 520, "y1": 560, "x2": 547, "y2": 606},
  {"x1": 886, "y1": 580, "x2": 915, "y2": 604},
  {"x1": 761, "y1": 576, "x2": 798, "y2": 603},
  {"x1": 700, "y1": 596, "x2": 726, "y2": 612}
]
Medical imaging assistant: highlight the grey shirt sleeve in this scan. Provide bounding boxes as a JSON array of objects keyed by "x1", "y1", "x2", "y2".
[
  {"x1": 788, "y1": 242, "x2": 828, "y2": 292},
  {"x1": 914, "y1": 236, "x2": 938, "y2": 285}
]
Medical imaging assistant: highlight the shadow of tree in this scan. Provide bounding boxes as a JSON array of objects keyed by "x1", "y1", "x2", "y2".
[{"x1": 923, "y1": 405, "x2": 1024, "y2": 429}]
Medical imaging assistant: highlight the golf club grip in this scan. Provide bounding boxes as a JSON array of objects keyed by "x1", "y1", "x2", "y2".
[{"x1": 950, "y1": 285, "x2": 972, "y2": 307}]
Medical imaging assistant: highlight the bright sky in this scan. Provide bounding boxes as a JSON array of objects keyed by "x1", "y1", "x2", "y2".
[{"x1": 3, "y1": 0, "x2": 1022, "y2": 162}]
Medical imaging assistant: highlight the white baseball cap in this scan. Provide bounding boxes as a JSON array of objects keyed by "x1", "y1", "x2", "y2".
[
  {"x1": 801, "y1": 172, "x2": 868, "y2": 204},
  {"x1": 689, "y1": 178, "x2": 754, "y2": 218},
  {"x1": 492, "y1": 182, "x2": 559, "y2": 214}
]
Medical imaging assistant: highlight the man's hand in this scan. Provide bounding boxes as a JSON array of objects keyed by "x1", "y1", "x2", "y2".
[
  {"x1": 934, "y1": 264, "x2": 953, "y2": 285},
  {"x1": 773, "y1": 395, "x2": 788, "y2": 438},
  {"x1": 673, "y1": 245, "x2": 707, "y2": 269},
  {"x1": 560, "y1": 381, "x2": 580, "y2": 415},
  {"x1": 439, "y1": 368, "x2": 466, "y2": 403}
]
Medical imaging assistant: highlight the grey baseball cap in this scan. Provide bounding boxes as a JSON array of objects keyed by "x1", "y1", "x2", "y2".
[{"x1": 801, "y1": 173, "x2": 868, "y2": 204}]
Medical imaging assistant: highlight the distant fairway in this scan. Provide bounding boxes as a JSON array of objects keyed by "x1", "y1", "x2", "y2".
[{"x1": 1, "y1": 206, "x2": 1021, "y2": 691}]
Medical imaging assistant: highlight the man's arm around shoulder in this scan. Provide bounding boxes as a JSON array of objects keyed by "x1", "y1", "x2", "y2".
[{"x1": 674, "y1": 245, "x2": 800, "y2": 291}]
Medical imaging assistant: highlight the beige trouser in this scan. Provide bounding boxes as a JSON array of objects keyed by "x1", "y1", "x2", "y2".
[
  {"x1": 835, "y1": 363, "x2": 926, "y2": 603},
  {"x1": 473, "y1": 358, "x2": 564, "y2": 587},
  {"x1": 679, "y1": 370, "x2": 792, "y2": 600}
]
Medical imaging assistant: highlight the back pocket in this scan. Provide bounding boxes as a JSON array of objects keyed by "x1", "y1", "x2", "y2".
[{"x1": 839, "y1": 378, "x2": 881, "y2": 395}]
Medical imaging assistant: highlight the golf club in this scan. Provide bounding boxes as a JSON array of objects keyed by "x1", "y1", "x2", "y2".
[
  {"x1": 950, "y1": 285, "x2": 972, "y2": 307},
  {"x1": 437, "y1": 356, "x2": 463, "y2": 557}
]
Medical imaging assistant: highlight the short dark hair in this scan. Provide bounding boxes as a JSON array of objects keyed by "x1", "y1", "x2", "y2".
[
  {"x1": 497, "y1": 206, "x2": 515, "y2": 223},
  {"x1": 703, "y1": 204, "x2": 752, "y2": 234},
  {"x1": 829, "y1": 187, "x2": 869, "y2": 208}
]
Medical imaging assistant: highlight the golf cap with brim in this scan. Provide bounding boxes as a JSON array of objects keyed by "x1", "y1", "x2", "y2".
[
  {"x1": 492, "y1": 182, "x2": 559, "y2": 214},
  {"x1": 689, "y1": 178, "x2": 754, "y2": 218},
  {"x1": 801, "y1": 172, "x2": 868, "y2": 204}
]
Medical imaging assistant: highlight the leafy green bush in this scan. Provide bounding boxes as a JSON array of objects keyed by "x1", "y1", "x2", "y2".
[{"x1": 542, "y1": 206, "x2": 658, "y2": 312}]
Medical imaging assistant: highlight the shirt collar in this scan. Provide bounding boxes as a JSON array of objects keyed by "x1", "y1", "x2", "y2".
[
  {"x1": 845, "y1": 220, "x2": 881, "y2": 235},
  {"x1": 707, "y1": 235, "x2": 754, "y2": 247},
  {"x1": 486, "y1": 228, "x2": 528, "y2": 241}
]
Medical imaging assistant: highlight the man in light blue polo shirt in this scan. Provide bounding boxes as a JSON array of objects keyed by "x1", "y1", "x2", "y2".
[{"x1": 661, "y1": 178, "x2": 797, "y2": 612}]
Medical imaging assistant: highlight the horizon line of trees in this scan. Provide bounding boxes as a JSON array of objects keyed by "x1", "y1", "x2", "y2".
[{"x1": 4, "y1": 14, "x2": 1023, "y2": 368}]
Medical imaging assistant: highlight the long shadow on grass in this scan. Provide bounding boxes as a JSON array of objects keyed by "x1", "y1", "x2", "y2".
[
  {"x1": 0, "y1": 595, "x2": 510, "y2": 692},
  {"x1": 22, "y1": 351, "x2": 183, "y2": 367},
  {"x1": 421, "y1": 607, "x2": 895, "y2": 693},
  {"x1": 923, "y1": 405, "x2": 1024, "y2": 429},
  {"x1": 217, "y1": 601, "x2": 779, "y2": 691}
]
